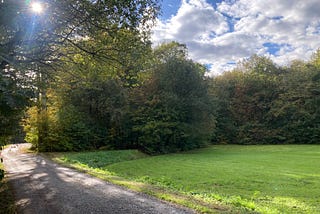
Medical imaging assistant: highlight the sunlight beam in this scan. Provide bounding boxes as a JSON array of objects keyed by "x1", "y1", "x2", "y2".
[{"x1": 31, "y1": 2, "x2": 43, "y2": 14}]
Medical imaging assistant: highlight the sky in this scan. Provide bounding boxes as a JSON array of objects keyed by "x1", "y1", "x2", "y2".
[{"x1": 152, "y1": 0, "x2": 320, "y2": 75}]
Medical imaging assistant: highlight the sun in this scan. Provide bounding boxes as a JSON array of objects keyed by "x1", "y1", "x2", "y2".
[{"x1": 31, "y1": 2, "x2": 43, "y2": 14}]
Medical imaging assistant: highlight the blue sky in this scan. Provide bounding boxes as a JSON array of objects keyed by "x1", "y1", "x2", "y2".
[
  {"x1": 160, "y1": 0, "x2": 180, "y2": 20},
  {"x1": 152, "y1": 0, "x2": 320, "y2": 75}
]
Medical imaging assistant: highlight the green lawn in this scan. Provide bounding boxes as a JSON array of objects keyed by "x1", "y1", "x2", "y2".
[{"x1": 52, "y1": 145, "x2": 320, "y2": 213}]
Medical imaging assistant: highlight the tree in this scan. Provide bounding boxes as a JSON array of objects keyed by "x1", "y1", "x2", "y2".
[
  {"x1": 211, "y1": 52, "x2": 320, "y2": 145},
  {"x1": 311, "y1": 49, "x2": 320, "y2": 68},
  {"x1": 268, "y1": 56, "x2": 320, "y2": 144},
  {"x1": 153, "y1": 42, "x2": 188, "y2": 63},
  {"x1": 0, "y1": 66, "x2": 31, "y2": 146},
  {"x1": 239, "y1": 54, "x2": 281, "y2": 75},
  {"x1": 4, "y1": 0, "x2": 159, "y2": 149},
  {"x1": 211, "y1": 55, "x2": 282, "y2": 144},
  {"x1": 209, "y1": 71, "x2": 242, "y2": 143},
  {"x1": 131, "y1": 42, "x2": 215, "y2": 154},
  {"x1": 0, "y1": 0, "x2": 159, "y2": 71}
]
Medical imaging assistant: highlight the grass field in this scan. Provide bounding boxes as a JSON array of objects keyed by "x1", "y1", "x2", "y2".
[{"x1": 51, "y1": 145, "x2": 320, "y2": 213}]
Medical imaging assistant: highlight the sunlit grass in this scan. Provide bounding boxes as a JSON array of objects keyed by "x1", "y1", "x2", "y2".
[{"x1": 51, "y1": 145, "x2": 320, "y2": 213}]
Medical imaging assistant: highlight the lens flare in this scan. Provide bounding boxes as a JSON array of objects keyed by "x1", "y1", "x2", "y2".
[{"x1": 31, "y1": 2, "x2": 43, "y2": 13}]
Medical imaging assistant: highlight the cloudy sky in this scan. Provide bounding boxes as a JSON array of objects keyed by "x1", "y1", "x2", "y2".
[{"x1": 152, "y1": 0, "x2": 320, "y2": 75}]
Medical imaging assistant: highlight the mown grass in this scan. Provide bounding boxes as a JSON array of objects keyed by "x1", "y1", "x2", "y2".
[
  {"x1": 0, "y1": 162, "x2": 16, "y2": 214},
  {"x1": 50, "y1": 145, "x2": 320, "y2": 213},
  {"x1": 50, "y1": 150, "x2": 148, "y2": 168}
]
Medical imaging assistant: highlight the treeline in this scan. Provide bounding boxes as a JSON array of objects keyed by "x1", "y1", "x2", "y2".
[
  {"x1": 23, "y1": 44, "x2": 320, "y2": 154},
  {"x1": 23, "y1": 42, "x2": 214, "y2": 154},
  {"x1": 211, "y1": 54, "x2": 320, "y2": 145},
  {"x1": 0, "y1": 0, "x2": 160, "y2": 148},
  {"x1": 2, "y1": 1, "x2": 319, "y2": 154}
]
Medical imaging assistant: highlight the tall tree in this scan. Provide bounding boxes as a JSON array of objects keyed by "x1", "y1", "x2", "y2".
[
  {"x1": 211, "y1": 55, "x2": 282, "y2": 144},
  {"x1": 3, "y1": 0, "x2": 159, "y2": 148},
  {"x1": 131, "y1": 42, "x2": 215, "y2": 154},
  {"x1": 0, "y1": 68, "x2": 31, "y2": 145},
  {"x1": 269, "y1": 55, "x2": 320, "y2": 144},
  {"x1": 211, "y1": 52, "x2": 320, "y2": 145}
]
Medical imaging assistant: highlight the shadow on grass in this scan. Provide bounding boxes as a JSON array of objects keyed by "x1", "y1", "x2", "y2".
[
  {"x1": 50, "y1": 157, "x2": 248, "y2": 214},
  {"x1": 0, "y1": 177, "x2": 16, "y2": 214},
  {"x1": 3, "y1": 149, "x2": 196, "y2": 214},
  {"x1": 48, "y1": 145, "x2": 320, "y2": 214}
]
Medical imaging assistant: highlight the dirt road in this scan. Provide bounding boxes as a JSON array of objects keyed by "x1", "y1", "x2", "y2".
[{"x1": 2, "y1": 144, "x2": 194, "y2": 214}]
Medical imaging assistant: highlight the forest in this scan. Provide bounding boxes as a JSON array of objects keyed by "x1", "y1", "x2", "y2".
[{"x1": 1, "y1": 0, "x2": 320, "y2": 154}]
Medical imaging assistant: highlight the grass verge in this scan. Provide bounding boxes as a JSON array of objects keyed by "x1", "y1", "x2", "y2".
[
  {"x1": 46, "y1": 145, "x2": 320, "y2": 213},
  {"x1": 0, "y1": 162, "x2": 16, "y2": 214}
]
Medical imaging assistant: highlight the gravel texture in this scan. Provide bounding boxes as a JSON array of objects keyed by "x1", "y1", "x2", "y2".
[{"x1": 2, "y1": 144, "x2": 195, "y2": 214}]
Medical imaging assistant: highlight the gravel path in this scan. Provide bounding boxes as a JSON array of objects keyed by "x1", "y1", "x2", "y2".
[{"x1": 2, "y1": 144, "x2": 195, "y2": 214}]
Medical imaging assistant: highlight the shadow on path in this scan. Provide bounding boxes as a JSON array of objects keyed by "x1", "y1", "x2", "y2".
[{"x1": 3, "y1": 144, "x2": 194, "y2": 214}]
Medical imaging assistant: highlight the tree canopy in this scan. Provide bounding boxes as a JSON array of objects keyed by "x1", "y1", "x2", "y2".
[
  {"x1": 0, "y1": 0, "x2": 159, "y2": 70},
  {"x1": 211, "y1": 51, "x2": 320, "y2": 145},
  {"x1": 0, "y1": 0, "x2": 159, "y2": 146}
]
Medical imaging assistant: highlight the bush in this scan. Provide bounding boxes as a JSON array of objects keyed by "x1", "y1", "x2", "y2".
[{"x1": 0, "y1": 169, "x2": 4, "y2": 181}]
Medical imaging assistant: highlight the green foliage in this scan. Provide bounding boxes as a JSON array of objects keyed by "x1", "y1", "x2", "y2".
[
  {"x1": 24, "y1": 105, "x2": 58, "y2": 151},
  {"x1": 269, "y1": 61, "x2": 320, "y2": 144},
  {"x1": 24, "y1": 79, "x2": 131, "y2": 152},
  {"x1": 62, "y1": 79, "x2": 132, "y2": 149},
  {"x1": 211, "y1": 53, "x2": 320, "y2": 145},
  {"x1": 0, "y1": 0, "x2": 159, "y2": 70},
  {"x1": 25, "y1": 41, "x2": 215, "y2": 153},
  {"x1": 3, "y1": 0, "x2": 320, "y2": 153},
  {"x1": 311, "y1": 49, "x2": 320, "y2": 68},
  {"x1": 18, "y1": 0, "x2": 160, "y2": 152},
  {"x1": 131, "y1": 44, "x2": 215, "y2": 154},
  {"x1": 0, "y1": 66, "x2": 31, "y2": 146},
  {"x1": 54, "y1": 105, "x2": 93, "y2": 151},
  {"x1": 3, "y1": 0, "x2": 159, "y2": 150},
  {"x1": 153, "y1": 42, "x2": 188, "y2": 62},
  {"x1": 239, "y1": 54, "x2": 281, "y2": 75}
]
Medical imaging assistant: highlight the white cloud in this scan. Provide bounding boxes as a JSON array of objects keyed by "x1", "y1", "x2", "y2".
[
  {"x1": 152, "y1": 0, "x2": 229, "y2": 43},
  {"x1": 152, "y1": 0, "x2": 320, "y2": 75}
]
